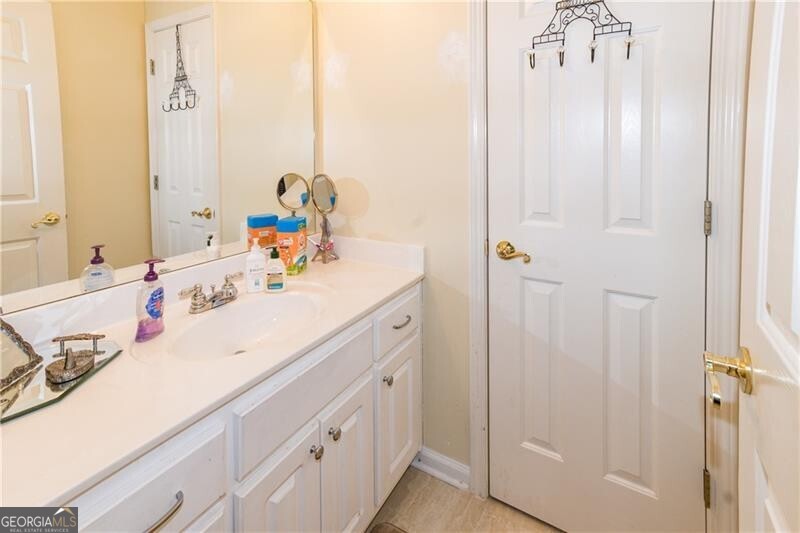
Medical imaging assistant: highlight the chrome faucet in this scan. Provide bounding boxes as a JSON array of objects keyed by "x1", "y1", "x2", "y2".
[{"x1": 179, "y1": 272, "x2": 243, "y2": 314}]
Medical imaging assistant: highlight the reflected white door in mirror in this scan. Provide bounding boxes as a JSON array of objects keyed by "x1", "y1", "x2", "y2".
[
  {"x1": 0, "y1": 2, "x2": 68, "y2": 294},
  {"x1": 146, "y1": 8, "x2": 219, "y2": 259}
]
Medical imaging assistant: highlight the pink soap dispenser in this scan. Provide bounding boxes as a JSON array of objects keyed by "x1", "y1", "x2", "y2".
[{"x1": 135, "y1": 258, "x2": 166, "y2": 342}]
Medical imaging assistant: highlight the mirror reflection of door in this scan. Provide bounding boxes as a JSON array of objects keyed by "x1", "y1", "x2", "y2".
[
  {"x1": 146, "y1": 8, "x2": 219, "y2": 259},
  {"x1": 0, "y1": 2, "x2": 68, "y2": 294}
]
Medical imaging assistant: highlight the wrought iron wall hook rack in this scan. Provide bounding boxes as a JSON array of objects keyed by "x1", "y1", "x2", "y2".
[
  {"x1": 162, "y1": 24, "x2": 198, "y2": 112},
  {"x1": 528, "y1": 0, "x2": 633, "y2": 70}
]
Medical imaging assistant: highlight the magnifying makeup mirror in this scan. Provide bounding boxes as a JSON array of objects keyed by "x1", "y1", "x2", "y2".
[
  {"x1": 310, "y1": 174, "x2": 339, "y2": 264},
  {"x1": 276, "y1": 173, "x2": 310, "y2": 216}
]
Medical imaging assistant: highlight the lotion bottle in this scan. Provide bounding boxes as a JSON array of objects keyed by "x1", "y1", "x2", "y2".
[
  {"x1": 135, "y1": 258, "x2": 165, "y2": 343},
  {"x1": 265, "y1": 247, "x2": 286, "y2": 293},
  {"x1": 246, "y1": 238, "x2": 266, "y2": 293}
]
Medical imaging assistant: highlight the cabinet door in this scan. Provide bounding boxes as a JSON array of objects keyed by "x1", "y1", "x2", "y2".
[
  {"x1": 374, "y1": 333, "x2": 422, "y2": 505},
  {"x1": 320, "y1": 373, "x2": 375, "y2": 533},
  {"x1": 234, "y1": 421, "x2": 322, "y2": 532}
]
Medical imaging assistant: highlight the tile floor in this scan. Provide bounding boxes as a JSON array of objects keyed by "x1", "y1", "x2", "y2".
[{"x1": 369, "y1": 467, "x2": 560, "y2": 532}]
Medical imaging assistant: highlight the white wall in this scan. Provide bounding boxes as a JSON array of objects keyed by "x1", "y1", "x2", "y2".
[{"x1": 317, "y1": 0, "x2": 471, "y2": 465}]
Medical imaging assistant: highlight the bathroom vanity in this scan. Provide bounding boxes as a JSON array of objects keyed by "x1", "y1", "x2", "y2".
[{"x1": 1, "y1": 238, "x2": 423, "y2": 532}]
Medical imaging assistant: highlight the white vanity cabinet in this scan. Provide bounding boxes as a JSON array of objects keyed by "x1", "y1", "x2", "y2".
[
  {"x1": 68, "y1": 421, "x2": 227, "y2": 532},
  {"x1": 234, "y1": 373, "x2": 375, "y2": 533},
  {"x1": 234, "y1": 420, "x2": 323, "y2": 532},
  {"x1": 374, "y1": 333, "x2": 422, "y2": 506},
  {"x1": 63, "y1": 282, "x2": 422, "y2": 533},
  {"x1": 320, "y1": 373, "x2": 375, "y2": 532}
]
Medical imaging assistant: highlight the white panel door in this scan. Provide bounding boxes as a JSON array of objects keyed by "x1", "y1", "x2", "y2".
[
  {"x1": 234, "y1": 420, "x2": 322, "y2": 532},
  {"x1": 738, "y1": 2, "x2": 799, "y2": 531},
  {"x1": 374, "y1": 334, "x2": 422, "y2": 506},
  {"x1": 320, "y1": 373, "x2": 375, "y2": 533},
  {"x1": 146, "y1": 10, "x2": 218, "y2": 258},
  {"x1": 488, "y1": 1, "x2": 711, "y2": 530},
  {"x1": 0, "y1": 1, "x2": 67, "y2": 293}
]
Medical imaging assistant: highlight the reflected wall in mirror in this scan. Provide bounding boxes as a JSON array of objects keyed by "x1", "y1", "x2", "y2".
[{"x1": 0, "y1": 1, "x2": 315, "y2": 312}]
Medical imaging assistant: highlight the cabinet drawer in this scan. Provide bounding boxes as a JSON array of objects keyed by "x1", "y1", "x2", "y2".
[
  {"x1": 185, "y1": 501, "x2": 227, "y2": 532},
  {"x1": 374, "y1": 285, "x2": 420, "y2": 361},
  {"x1": 69, "y1": 421, "x2": 226, "y2": 532},
  {"x1": 233, "y1": 323, "x2": 373, "y2": 481},
  {"x1": 374, "y1": 332, "x2": 422, "y2": 505}
]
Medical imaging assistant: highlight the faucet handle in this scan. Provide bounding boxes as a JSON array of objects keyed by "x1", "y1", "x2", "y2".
[
  {"x1": 179, "y1": 283, "x2": 204, "y2": 300},
  {"x1": 224, "y1": 272, "x2": 244, "y2": 285}
]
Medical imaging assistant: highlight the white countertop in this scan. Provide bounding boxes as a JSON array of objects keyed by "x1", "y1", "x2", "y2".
[{"x1": 0, "y1": 257, "x2": 422, "y2": 507}]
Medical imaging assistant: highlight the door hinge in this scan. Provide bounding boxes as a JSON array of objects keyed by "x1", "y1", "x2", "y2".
[
  {"x1": 703, "y1": 467, "x2": 711, "y2": 509},
  {"x1": 149, "y1": 59, "x2": 155, "y2": 76},
  {"x1": 153, "y1": 175, "x2": 159, "y2": 191},
  {"x1": 704, "y1": 200, "x2": 713, "y2": 236}
]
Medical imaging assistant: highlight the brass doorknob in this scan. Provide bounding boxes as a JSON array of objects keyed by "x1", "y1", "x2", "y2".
[
  {"x1": 31, "y1": 211, "x2": 61, "y2": 228},
  {"x1": 191, "y1": 207, "x2": 213, "y2": 219},
  {"x1": 704, "y1": 347, "x2": 754, "y2": 409},
  {"x1": 496, "y1": 240, "x2": 531, "y2": 263}
]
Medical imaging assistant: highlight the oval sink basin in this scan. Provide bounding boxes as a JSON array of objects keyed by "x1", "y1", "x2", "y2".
[{"x1": 167, "y1": 288, "x2": 325, "y2": 361}]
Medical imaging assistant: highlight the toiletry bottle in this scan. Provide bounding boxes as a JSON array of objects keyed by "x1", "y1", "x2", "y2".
[
  {"x1": 206, "y1": 231, "x2": 221, "y2": 260},
  {"x1": 246, "y1": 238, "x2": 267, "y2": 293},
  {"x1": 265, "y1": 247, "x2": 286, "y2": 293},
  {"x1": 135, "y1": 258, "x2": 166, "y2": 343},
  {"x1": 80, "y1": 244, "x2": 115, "y2": 292}
]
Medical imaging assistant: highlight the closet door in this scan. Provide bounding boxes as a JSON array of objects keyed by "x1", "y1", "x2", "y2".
[
  {"x1": 488, "y1": 1, "x2": 712, "y2": 531},
  {"x1": 234, "y1": 421, "x2": 322, "y2": 532},
  {"x1": 320, "y1": 373, "x2": 375, "y2": 533}
]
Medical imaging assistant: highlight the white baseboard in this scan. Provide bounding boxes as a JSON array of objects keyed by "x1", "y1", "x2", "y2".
[{"x1": 412, "y1": 446, "x2": 470, "y2": 491}]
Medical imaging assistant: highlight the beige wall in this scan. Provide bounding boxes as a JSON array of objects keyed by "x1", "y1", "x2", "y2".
[
  {"x1": 317, "y1": 1, "x2": 471, "y2": 465},
  {"x1": 52, "y1": 2, "x2": 152, "y2": 277}
]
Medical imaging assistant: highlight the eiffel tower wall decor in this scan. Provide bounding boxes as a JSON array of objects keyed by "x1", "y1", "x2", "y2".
[
  {"x1": 162, "y1": 24, "x2": 197, "y2": 112},
  {"x1": 528, "y1": 0, "x2": 633, "y2": 70}
]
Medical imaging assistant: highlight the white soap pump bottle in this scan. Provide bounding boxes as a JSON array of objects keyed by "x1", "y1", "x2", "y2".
[{"x1": 245, "y1": 237, "x2": 266, "y2": 293}]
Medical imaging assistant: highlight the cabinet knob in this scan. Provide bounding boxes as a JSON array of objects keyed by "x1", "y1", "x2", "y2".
[
  {"x1": 328, "y1": 426, "x2": 342, "y2": 441},
  {"x1": 383, "y1": 375, "x2": 394, "y2": 387},
  {"x1": 310, "y1": 444, "x2": 325, "y2": 461}
]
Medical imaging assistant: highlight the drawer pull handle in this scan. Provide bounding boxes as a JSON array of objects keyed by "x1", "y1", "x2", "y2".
[
  {"x1": 383, "y1": 375, "x2": 394, "y2": 387},
  {"x1": 310, "y1": 444, "x2": 325, "y2": 460},
  {"x1": 392, "y1": 315, "x2": 412, "y2": 330},
  {"x1": 328, "y1": 427, "x2": 342, "y2": 441},
  {"x1": 145, "y1": 490, "x2": 184, "y2": 533}
]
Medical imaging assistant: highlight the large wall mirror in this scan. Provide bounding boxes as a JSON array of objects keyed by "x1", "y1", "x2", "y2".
[{"x1": 1, "y1": 1, "x2": 315, "y2": 313}]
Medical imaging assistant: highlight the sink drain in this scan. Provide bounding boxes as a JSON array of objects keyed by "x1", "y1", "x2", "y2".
[{"x1": 233, "y1": 349, "x2": 247, "y2": 355}]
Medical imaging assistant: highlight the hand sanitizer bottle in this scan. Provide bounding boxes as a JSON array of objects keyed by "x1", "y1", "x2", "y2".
[
  {"x1": 265, "y1": 247, "x2": 286, "y2": 293},
  {"x1": 246, "y1": 238, "x2": 266, "y2": 293},
  {"x1": 135, "y1": 258, "x2": 165, "y2": 343},
  {"x1": 80, "y1": 245, "x2": 115, "y2": 292}
]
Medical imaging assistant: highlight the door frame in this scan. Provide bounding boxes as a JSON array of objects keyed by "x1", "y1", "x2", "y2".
[
  {"x1": 144, "y1": 4, "x2": 220, "y2": 258},
  {"x1": 466, "y1": 1, "x2": 752, "y2": 530}
]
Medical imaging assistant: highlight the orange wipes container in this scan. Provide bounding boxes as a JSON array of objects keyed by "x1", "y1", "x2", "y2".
[
  {"x1": 247, "y1": 213, "x2": 278, "y2": 249},
  {"x1": 277, "y1": 216, "x2": 307, "y2": 275}
]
